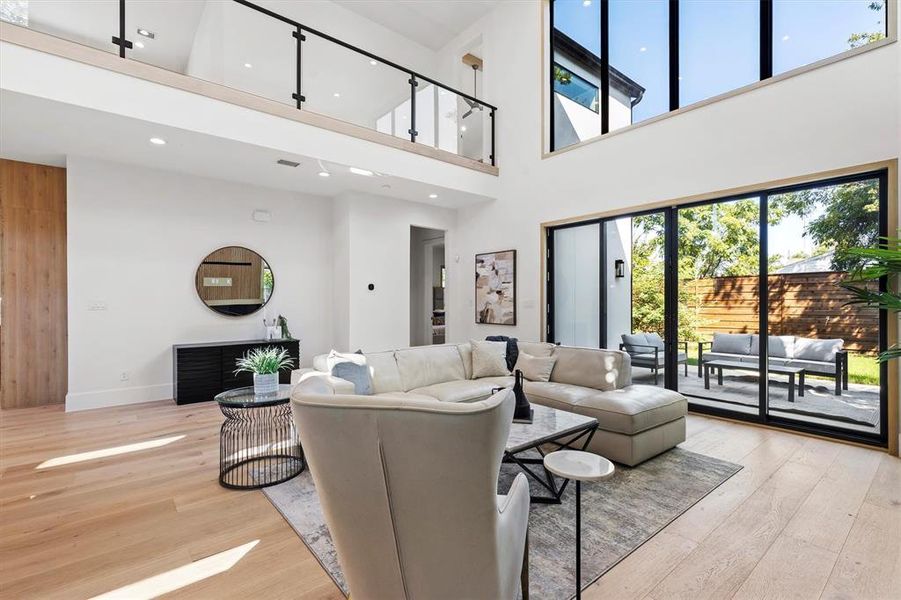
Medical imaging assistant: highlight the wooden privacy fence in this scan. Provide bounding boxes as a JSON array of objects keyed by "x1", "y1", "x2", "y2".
[{"x1": 683, "y1": 272, "x2": 879, "y2": 353}]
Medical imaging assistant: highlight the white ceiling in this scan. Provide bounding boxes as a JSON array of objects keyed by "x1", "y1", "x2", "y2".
[
  {"x1": 0, "y1": 91, "x2": 490, "y2": 208},
  {"x1": 333, "y1": 0, "x2": 498, "y2": 50}
]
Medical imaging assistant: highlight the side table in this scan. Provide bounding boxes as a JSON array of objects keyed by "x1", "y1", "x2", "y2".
[
  {"x1": 543, "y1": 450, "x2": 615, "y2": 599},
  {"x1": 215, "y1": 384, "x2": 305, "y2": 489}
]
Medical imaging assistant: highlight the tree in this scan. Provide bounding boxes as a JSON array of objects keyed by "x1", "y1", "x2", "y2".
[
  {"x1": 773, "y1": 180, "x2": 880, "y2": 272},
  {"x1": 848, "y1": 2, "x2": 886, "y2": 48}
]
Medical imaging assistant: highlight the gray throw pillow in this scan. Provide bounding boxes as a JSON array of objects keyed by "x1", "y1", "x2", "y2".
[
  {"x1": 711, "y1": 333, "x2": 752, "y2": 355},
  {"x1": 331, "y1": 361, "x2": 372, "y2": 395},
  {"x1": 645, "y1": 332, "x2": 665, "y2": 350},
  {"x1": 621, "y1": 333, "x2": 649, "y2": 351},
  {"x1": 794, "y1": 338, "x2": 843, "y2": 362}
]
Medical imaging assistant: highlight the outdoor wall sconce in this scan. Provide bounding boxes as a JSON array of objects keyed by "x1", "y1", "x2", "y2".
[{"x1": 614, "y1": 259, "x2": 625, "y2": 278}]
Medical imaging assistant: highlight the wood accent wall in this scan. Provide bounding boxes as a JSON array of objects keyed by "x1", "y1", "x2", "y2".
[
  {"x1": 195, "y1": 246, "x2": 264, "y2": 304},
  {"x1": 0, "y1": 160, "x2": 67, "y2": 408},
  {"x1": 684, "y1": 272, "x2": 879, "y2": 353}
]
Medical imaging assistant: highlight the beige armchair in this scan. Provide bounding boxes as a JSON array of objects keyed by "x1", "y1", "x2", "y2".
[{"x1": 291, "y1": 379, "x2": 531, "y2": 599}]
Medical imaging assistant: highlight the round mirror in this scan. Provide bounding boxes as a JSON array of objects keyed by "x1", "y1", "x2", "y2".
[{"x1": 195, "y1": 246, "x2": 273, "y2": 317}]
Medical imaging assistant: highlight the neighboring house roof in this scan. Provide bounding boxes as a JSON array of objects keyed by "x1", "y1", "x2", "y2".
[
  {"x1": 775, "y1": 250, "x2": 836, "y2": 274},
  {"x1": 552, "y1": 30, "x2": 646, "y2": 106}
]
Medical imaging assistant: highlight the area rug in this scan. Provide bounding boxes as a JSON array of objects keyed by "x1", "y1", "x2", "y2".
[{"x1": 263, "y1": 447, "x2": 741, "y2": 599}]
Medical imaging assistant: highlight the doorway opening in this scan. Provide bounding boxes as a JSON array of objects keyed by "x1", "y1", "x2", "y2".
[{"x1": 410, "y1": 226, "x2": 446, "y2": 347}]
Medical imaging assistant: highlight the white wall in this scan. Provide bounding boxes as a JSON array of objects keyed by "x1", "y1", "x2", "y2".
[
  {"x1": 605, "y1": 218, "x2": 631, "y2": 349},
  {"x1": 336, "y1": 192, "x2": 455, "y2": 352},
  {"x1": 441, "y1": 0, "x2": 899, "y2": 347},
  {"x1": 66, "y1": 156, "x2": 335, "y2": 410}
]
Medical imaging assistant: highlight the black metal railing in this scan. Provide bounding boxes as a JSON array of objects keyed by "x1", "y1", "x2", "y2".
[{"x1": 95, "y1": 0, "x2": 495, "y2": 165}]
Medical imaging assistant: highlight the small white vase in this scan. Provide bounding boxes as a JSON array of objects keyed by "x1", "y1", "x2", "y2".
[{"x1": 253, "y1": 373, "x2": 279, "y2": 395}]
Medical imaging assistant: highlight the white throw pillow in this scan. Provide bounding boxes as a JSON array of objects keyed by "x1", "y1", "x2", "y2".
[
  {"x1": 326, "y1": 350, "x2": 367, "y2": 371},
  {"x1": 470, "y1": 340, "x2": 510, "y2": 378},
  {"x1": 515, "y1": 352, "x2": 557, "y2": 382}
]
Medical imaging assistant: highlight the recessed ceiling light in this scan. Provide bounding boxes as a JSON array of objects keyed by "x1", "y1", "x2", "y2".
[
  {"x1": 149, "y1": 137, "x2": 166, "y2": 145},
  {"x1": 137, "y1": 28, "x2": 155, "y2": 39},
  {"x1": 349, "y1": 167, "x2": 374, "y2": 176},
  {"x1": 583, "y1": 0, "x2": 592, "y2": 6},
  {"x1": 369, "y1": 59, "x2": 377, "y2": 66},
  {"x1": 134, "y1": 41, "x2": 145, "y2": 49},
  {"x1": 460, "y1": 125, "x2": 467, "y2": 132},
  {"x1": 333, "y1": 92, "x2": 341, "y2": 98},
  {"x1": 318, "y1": 171, "x2": 330, "y2": 177},
  {"x1": 782, "y1": 35, "x2": 790, "y2": 42},
  {"x1": 639, "y1": 46, "x2": 647, "y2": 52},
  {"x1": 429, "y1": 193, "x2": 438, "y2": 199},
  {"x1": 244, "y1": 63, "x2": 253, "y2": 68}
]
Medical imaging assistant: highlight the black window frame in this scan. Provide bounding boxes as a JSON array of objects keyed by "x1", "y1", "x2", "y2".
[
  {"x1": 549, "y1": 0, "x2": 891, "y2": 152},
  {"x1": 544, "y1": 168, "x2": 890, "y2": 449}
]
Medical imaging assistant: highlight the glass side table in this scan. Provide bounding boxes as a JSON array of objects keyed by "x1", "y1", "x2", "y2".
[
  {"x1": 215, "y1": 384, "x2": 304, "y2": 489},
  {"x1": 543, "y1": 450, "x2": 615, "y2": 600}
]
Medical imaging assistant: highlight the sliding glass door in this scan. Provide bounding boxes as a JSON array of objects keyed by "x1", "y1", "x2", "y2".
[
  {"x1": 551, "y1": 222, "x2": 600, "y2": 347},
  {"x1": 764, "y1": 176, "x2": 886, "y2": 437},
  {"x1": 546, "y1": 169, "x2": 889, "y2": 447},
  {"x1": 677, "y1": 196, "x2": 762, "y2": 416}
]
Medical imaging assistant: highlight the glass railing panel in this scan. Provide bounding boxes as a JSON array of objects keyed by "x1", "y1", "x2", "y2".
[
  {"x1": 302, "y1": 32, "x2": 412, "y2": 135},
  {"x1": 428, "y1": 87, "x2": 492, "y2": 164},
  {"x1": 160, "y1": 0, "x2": 296, "y2": 106},
  {"x1": 1, "y1": 0, "x2": 119, "y2": 55},
  {"x1": 3, "y1": 0, "x2": 497, "y2": 164}
]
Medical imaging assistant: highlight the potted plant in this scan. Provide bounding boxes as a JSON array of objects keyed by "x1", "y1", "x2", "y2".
[
  {"x1": 839, "y1": 236, "x2": 900, "y2": 363},
  {"x1": 234, "y1": 346, "x2": 294, "y2": 395}
]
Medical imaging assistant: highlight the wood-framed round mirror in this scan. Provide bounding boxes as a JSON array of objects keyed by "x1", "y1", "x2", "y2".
[{"x1": 195, "y1": 246, "x2": 273, "y2": 317}]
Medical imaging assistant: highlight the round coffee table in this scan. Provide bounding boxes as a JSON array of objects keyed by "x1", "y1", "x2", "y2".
[
  {"x1": 215, "y1": 384, "x2": 304, "y2": 489},
  {"x1": 543, "y1": 450, "x2": 615, "y2": 600}
]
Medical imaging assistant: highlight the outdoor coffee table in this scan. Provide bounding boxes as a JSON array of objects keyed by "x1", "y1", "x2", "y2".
[
  {"x1": 504, "y1": 404, "x2": 598, "y2": 504},
  {"x1": 703, "y1": 359, "x2": 805, "y2": 402}
]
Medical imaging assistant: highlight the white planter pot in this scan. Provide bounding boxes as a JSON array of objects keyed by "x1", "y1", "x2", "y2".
[{"x1": 253, "y1": 373, "x2": 279, "y2": 395}]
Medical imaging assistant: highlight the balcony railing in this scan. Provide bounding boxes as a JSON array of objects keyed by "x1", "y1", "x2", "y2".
[{"x1": 0, "y1": 0, "x2": 497, "y2": 166}]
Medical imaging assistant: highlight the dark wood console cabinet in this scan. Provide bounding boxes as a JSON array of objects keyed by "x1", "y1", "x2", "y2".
[{"x1": 172, "y1": 339, "x2": 300, "y2": 405}]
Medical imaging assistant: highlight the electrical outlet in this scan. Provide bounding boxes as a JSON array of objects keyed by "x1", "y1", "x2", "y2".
[
  {"x1": 120, "y1": 371, "x2": 129, "y2": 382},
  {"x1": 89, "y1": 302, "x2": 108, "y2": 311}
]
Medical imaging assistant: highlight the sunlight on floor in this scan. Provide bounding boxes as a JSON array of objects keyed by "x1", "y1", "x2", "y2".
[
  {"x1": 88, "y1": 540, "x2": 260, "y2": 600},
  {"x1": 36, "y1": 435, "x2": 186, "y2": 469},
  {"x1": 225, "y1": 437, "x2": 295, "y2": 462}
]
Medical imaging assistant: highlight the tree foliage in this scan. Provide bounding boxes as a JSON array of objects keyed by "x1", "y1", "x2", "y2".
[
  {"x1": 848, "y1": 2, "x2": 886, "y2": 48},
  {"x1": 627, "y1": 179, "x2": 881, "y2": 341}
]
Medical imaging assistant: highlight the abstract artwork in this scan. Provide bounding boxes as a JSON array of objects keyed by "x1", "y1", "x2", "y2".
[{"x1": 475, "y1": 250, "x2": 516, "y2": 325}]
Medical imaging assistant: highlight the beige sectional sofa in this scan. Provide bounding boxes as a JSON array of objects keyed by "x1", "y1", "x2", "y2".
[{"x1": 292, "y1": 341, "x2": 688, "y2": 466}]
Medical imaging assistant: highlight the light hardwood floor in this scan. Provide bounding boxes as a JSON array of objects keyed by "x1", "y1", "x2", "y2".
[{"x1": 1, "y1": 401, "x2": 898, "y2": 599}]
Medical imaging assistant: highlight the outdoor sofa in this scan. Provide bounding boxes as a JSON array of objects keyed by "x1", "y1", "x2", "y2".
[{"x1": 698, "y1": 332, "x2": 849, "y2": 395}]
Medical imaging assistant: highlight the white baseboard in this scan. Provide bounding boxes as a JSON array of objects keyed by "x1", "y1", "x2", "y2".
[{"x1": 66, "y1": 383, "x2": 173, "y2": 412}]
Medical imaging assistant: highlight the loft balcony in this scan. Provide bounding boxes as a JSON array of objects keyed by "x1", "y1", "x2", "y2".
[{"x1": 0, "y1": 0, "x2": 498, "y2": 176}]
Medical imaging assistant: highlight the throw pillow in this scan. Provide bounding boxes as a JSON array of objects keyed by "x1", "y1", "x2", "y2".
[
  {"x1": 331, "y1": 361, "x2": 373, "y2": 395},
  {"x1": 326, "y1": 349, "x2": 366, "y2": 371},
  {"x1": 470, "y1": 339, "x2": 510, "y2": 378},
  {"x1": 486, "y1": 335, "x2": 519, "y2": 371},
  {"x1": 515, "y1": 352, "x2": 557, "y2": 382}
]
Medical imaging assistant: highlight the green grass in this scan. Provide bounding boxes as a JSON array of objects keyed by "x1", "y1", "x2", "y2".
[{"x1": 847, "y1": 354, "x2": 880, "y2": 385}]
